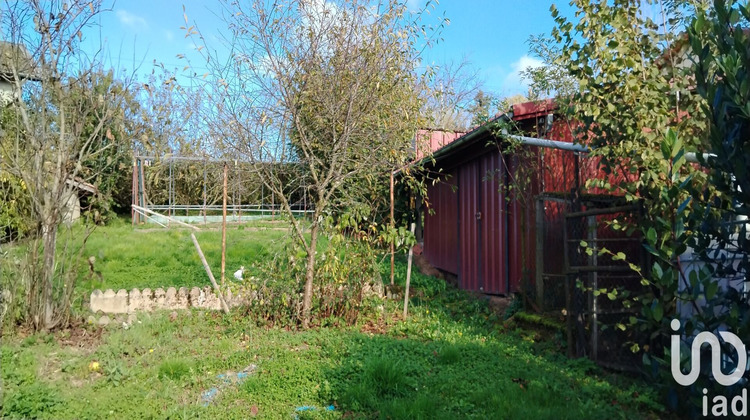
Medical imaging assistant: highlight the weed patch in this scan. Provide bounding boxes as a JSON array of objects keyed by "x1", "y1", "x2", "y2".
[
  {"x1": 158, "y1": 359, "x2": 194, "y2": 381},
  {"x1": 4, "y1": 382, "x2": 61, "y2": 419}
]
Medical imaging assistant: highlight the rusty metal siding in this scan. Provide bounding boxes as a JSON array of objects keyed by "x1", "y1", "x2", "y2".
[
  {"x1": 543, "y1": 201, "x2": 568, "y2": 276},
  {"x1": 478, "y1": 152, "x2": 507, "y2": 294},
  {"x1": 423, "y1": 171, "x2": 459, "y2": 275},
  {"x1": 507, "y1": 155, "x2": 522, "y2": 293},
  {"x1": 452, "y1": 152, "x2": 512, "y2": 294},
  {"x1": 421, "y1": 100, "x2": 597, "y2": 296},
  {"x1": 458, "y1": 162, "x2": 481, "y2": 291}
]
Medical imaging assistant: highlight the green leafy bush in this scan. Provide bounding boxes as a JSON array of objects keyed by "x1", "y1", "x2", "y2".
[
  {"x1": 236, "y1": 213, "x2": 387, "y2": 327},
  {"x1": 4, "y1": 382, "x2": 60, "y2": 419},
  {"x1": 0, "y1": 173, "x2": 33, "y2": 242}
]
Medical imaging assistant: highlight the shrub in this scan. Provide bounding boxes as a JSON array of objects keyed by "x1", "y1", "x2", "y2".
[
  {"x1": 236, "y1": 229, "x2": 383, "y2": 328},
  {"x1": 0, "y1": 173, "x2": 33, "y2": 243},
  {"x1": 4, "y1": 382, "x2": 61, "y2": 419}
]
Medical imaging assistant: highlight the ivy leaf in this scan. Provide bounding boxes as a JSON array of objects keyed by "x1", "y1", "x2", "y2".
[
  {"x1": 651, "y1": 300, "x2": 663, "y2": 322},
  {"x1": 705, "y1": 281, "x2": 719, "y2": 300},
  {"x1": 677, "y1": 197, "x2": 691, "y2": 216}
]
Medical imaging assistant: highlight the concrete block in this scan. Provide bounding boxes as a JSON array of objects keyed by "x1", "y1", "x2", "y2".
[
  {"x1": 189, "y1": 287, "x2": 204, "y2": 308},
  {"x1": 203, "y1": 286, "x2": 221, "y2": 310},
  {"x1": 154, "y1": 288, "x2": 166, "y2": 309},
  {"x1": 128, "y1": 289, "x2": 142, "y2": 313},
  {"x1": 141, "y1": 288, "x2": 154, "y2": 311},
  {"x1": 111, "y1": 289, "x2": 128, "y2": 314},
  {"x1": 90, "y1": 290, "x2": 104, "y2": 313},
  {"x1": 165, "y1": 287, "x2": 178, "y2": 309},
  {"x1": 176, "y1": 287, "x2": 189, "y2": 309}
]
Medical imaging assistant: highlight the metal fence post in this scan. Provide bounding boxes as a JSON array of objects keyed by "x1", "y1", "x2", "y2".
[
  {"x1": 536, "y1": 197, "x2": 545, "y2": 311},
  {"x1": 587, "y1": 215, "x2": 598, "y2": 362}
]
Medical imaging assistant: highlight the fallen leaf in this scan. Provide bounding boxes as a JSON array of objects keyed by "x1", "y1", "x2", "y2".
[{"x1": 250, "y1": 405, "x2": 259, "y2": 416}]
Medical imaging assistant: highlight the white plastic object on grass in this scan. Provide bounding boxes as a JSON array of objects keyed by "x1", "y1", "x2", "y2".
[{"x1": 233, "y1": 266, "x2": 245, "y2": 281}]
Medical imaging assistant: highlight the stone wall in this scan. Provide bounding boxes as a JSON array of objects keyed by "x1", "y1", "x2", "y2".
[{"x1": 90, "y1": 287, "x2": 241, "y2": 314}]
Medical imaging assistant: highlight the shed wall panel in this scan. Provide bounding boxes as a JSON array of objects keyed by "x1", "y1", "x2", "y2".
[
  {"x1": 423, "y1": 171, "x2": 459, "y2": 275},
  {"x1": 479, "y1": 152, "x2": 507, "y2": 294},
  {"x1": 506, "y1": 153, "x2": 538, "y2": 293},
  {"x1": 458, "y1": 163, "x2": 480, "y2": 291}
]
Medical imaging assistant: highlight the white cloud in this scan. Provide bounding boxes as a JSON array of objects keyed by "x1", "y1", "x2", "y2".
[
  {"x1": 164, "y1": 30, "x2": 174, "y2": 42},
  {"x1": 501, "y1": 55, "x2": 543, "y2": 94},
  {"x1": 407, "y1": 0, "x2": 425, "y2": 11},
  {"x1": 116, "y1": 10, "x2": 148, "y2": 31}
]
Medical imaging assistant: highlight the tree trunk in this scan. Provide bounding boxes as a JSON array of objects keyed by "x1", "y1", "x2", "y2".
[
  {"x1": 301, "y1": 222, "x2": 319, "y2": 328},
  {"x1": 40, "y1": 221, "x2": 58, "y2": 330}
]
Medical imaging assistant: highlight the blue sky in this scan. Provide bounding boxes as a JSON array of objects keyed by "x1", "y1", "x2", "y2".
[{"x1": 86, "y1": 1, "x2": 576, "y2": 97}]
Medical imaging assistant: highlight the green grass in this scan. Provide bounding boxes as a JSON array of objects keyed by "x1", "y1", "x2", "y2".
[
  {"x1": 75, "y1": 219, "x2": 290, "y2": 292},
  {"x1": 1, "y1": 223, "x2": 666, "y2": 419},
  {"x1": 0, "y1": 217, "x2": 292, "y2": 294},
  {"x1": 1, "y1": 300, "x2": 663, "y2": 419},
  {"x1": 158, "y1": 358, "x2": 195, "y2": 380}
]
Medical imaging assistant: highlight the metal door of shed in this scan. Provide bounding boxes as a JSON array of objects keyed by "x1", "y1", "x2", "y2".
[{"x1": 458, "y1": 152, "x2": 508, "y2": 294}]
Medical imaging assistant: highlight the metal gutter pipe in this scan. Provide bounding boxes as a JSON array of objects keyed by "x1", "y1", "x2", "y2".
[
  {"x1": 503, "y1": 130, "x2": 713, "y2": 164},
  {"x1": 504, "y1": 133, "x2": 589, "y2": 153}
]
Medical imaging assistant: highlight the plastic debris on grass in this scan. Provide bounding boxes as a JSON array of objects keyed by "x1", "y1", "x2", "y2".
[
  {"x1": 200, "y1": 364, "x2": 258, "y2": 406},
  {"x1": 294, "y1": 405, "x2": 335, "y2": 418}
]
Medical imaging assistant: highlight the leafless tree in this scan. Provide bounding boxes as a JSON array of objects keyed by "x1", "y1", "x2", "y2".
[
  {"x1": 421, "y1": 58, "x2": 484, "y2": 131},
  {"x1": 189, "y1": 0, "x2": 435, "y2": 326},
  {"x1": 0, "y1": 0, "x2": 134, "y2": 330}
]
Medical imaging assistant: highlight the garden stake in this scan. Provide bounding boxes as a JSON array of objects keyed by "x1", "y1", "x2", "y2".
[
  {"x1": 403, "y1": 222, "x2": 415, "y2": 318},
  {"x1": 221, "y1": 162, "x2": 228, "y2": 285},
  {"x1": 191, "y1": 233, "x2": 230, "y2": 313},
  {"x1": 390, "y1": 171, "x2": 395, "y2": 285}
]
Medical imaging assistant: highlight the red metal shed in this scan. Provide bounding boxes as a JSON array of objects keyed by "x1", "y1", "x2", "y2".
[{"x1": 421, "y1": 99, "x2": 582, "y2": 295}]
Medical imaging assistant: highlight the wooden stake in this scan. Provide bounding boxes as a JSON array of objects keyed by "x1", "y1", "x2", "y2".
[
  {"x1": 131, "y1": 159, "x2": 137, "y2": 226},
  {"x1": 168, "y1": 160, "x2": 173, "y2": 225},
  {"x1": 221, "y1": 162, "x2": 228, "y2": 286},
  {"x1": 191, "y1": 233, "x2": 230, "y2": 314},
  {"x1": 390, "y1": 172, "x2": 395, "y2": 285},
  {"x1": 238, "y1": 161, "x2": 242, "y2": 222},
  {"x1": 203, "y1": 159, "x2": 207, "y2": 225},
  {"x1": 139, "y1": 159, "x2": 146, "y2": 223},
  {"x1": 403, "y1": 222, "x2": 416, "y2": 318}
]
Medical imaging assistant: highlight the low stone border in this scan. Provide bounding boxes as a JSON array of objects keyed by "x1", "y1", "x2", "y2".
[{"x1": 90, "y1": 287, "x2": 241, "y2": 314}]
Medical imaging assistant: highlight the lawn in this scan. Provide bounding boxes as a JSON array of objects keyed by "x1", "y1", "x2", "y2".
[
  {"x1": 73, "y1": 218, "x2": 292, "y2": 292},
  {"x1": 1, "y1": 222, "x2": 665, "y2": 419},
  {"x1": 0, "y1": 217, "x2": 293, "y2": 296}
]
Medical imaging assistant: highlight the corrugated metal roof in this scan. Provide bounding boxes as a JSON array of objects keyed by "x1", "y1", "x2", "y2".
[
  {"x1": 414, "y1": 129, "x2": 466, "y2": 160},
  {"x1": 511, "y1": 99, "x2": 557, "y2": 120},
  {"x1": 416, "y1": 99, "x2": 564, "y2": 169}
]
